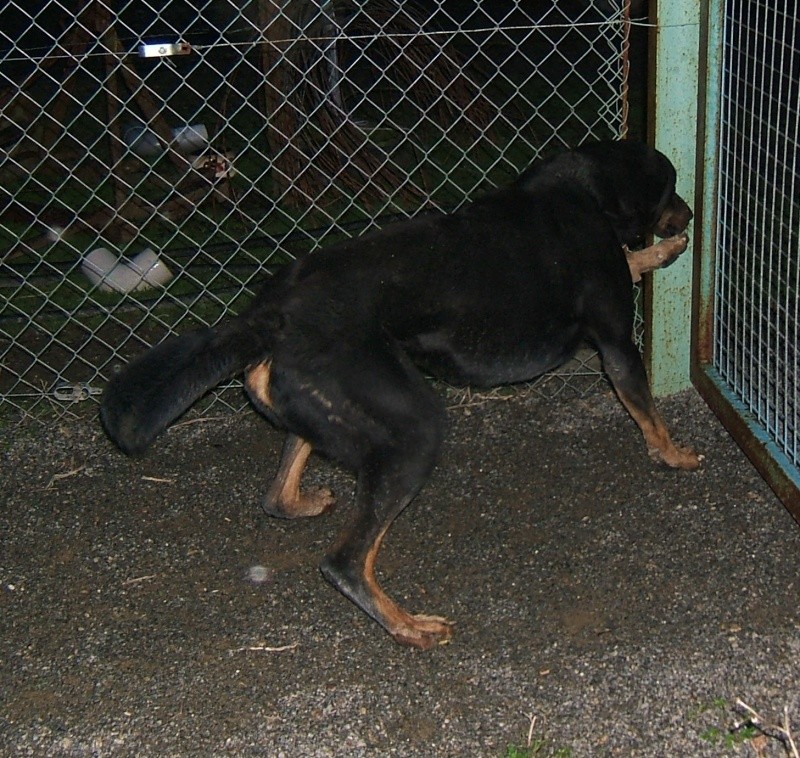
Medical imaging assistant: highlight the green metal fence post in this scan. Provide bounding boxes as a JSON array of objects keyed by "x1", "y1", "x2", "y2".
[{"x1": 646, "y1": 0, "x2": 701, "y2": 395}]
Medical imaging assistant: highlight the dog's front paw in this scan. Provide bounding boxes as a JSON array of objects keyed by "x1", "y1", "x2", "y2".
[
  {"x1": 673, "y1": 231, "x2": 689, "y2": 249},
  {"x1": 675, "y1": 231, "x2": 690, "y2": 252},
  {"x1": 649, "y1": 443, "x2": 703, "y2": 470},
  {"x1": 659, "y1": 233, "x2": 690, "y2": 263}
]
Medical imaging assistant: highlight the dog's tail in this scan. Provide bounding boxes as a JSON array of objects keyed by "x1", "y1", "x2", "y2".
[{"x1": 101, "y1": 314, "x2": 273, "y2": 455}]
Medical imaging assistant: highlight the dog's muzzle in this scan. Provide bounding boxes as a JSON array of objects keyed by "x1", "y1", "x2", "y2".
[{"x1": 654, "y1": 193, "x2": 693, "y2": 238}]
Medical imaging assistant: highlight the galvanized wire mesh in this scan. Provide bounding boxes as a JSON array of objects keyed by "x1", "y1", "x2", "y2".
[
  {"x1": 713, "y1": 0, "x2": 799, "y2": 469},
  {"x1": 1, "y1": 0, "x2": 632, "y2": 418}
]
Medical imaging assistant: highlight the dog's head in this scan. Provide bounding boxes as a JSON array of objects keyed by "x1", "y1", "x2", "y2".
[{"x1": 576, "y1": 140, "x2": 693, "y2": 246}]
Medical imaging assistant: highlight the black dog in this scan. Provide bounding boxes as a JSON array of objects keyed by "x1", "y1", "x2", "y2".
[{"x1": 101, "y1": 140, "x2": 699, "y2": 649}]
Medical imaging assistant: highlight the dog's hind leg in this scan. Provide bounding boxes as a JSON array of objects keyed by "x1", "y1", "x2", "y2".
[
  {"x1": 245, "y1": 361, "x2": 336, "y2": 518},
  {"x1": 269, "y1": 335, "x2": 453, "y2": 648},
  {"x1": 319, "y1": 414, "x2": 454, "y2": 650},
  {"x1": 318, "y1": 368, "x2": 452, "y2": 649},
  {"x1": 263, "y1": 434, "x2": 336, "y2": 518}
]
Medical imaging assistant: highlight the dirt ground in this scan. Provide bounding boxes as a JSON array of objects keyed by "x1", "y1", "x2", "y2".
[{"x1": 2, "y1": 387, "x2": 799, "y2": 756}]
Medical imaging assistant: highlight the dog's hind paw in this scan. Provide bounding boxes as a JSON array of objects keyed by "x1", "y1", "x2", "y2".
[
  {"x1": 263, "y1": 486, "x2": 336, "y2": 519},
  {"x1": 390, "y1": 614, "x2": 455, "y2": 650}
]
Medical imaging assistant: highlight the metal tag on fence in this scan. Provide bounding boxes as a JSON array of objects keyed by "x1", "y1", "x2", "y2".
[{"x1": 138, "y1": 42, "x2": 192, "y2": 58}]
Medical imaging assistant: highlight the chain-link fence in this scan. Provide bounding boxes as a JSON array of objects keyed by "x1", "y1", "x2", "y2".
[{"x1": 1, "y1": 0, "x2": 633, "y2": 418}]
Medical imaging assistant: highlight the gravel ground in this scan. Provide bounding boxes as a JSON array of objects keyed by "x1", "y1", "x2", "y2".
[{"x1": 2, "y1": 387, "x2": 799, "y2": 756}]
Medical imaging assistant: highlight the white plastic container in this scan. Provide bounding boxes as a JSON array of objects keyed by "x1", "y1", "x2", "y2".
[
  {"x1": 124, "y1": 123, "x2": 208, "y2": 157},
  {"x1": 81, "y1": 247, "x2": 173, "y2": 293},
  {"x1": 129, "y1": 248, "x2": 173, "y2": 288},
  {"x1": 172, "y1": 124, "x2": 208, "y2": 153}
]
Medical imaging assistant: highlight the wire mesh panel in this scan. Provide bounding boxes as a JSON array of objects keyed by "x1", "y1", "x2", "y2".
[
  {"x1": 713, "y1": 1, "x2": 799, "y2": 470},
  {"x1": 1, "y1": 0, "x2": 632, "y2": 418}
]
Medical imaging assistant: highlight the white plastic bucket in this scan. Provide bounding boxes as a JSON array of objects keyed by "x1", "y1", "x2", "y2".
[
  {"x1": 124, "y1": 123, "x2": 208, "y2": 157},
  {"x1": 81, "y1": 248, "x2": 173, "y2": 293}
]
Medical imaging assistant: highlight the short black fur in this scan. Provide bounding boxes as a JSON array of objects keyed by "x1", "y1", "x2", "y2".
[{"x1": 101, "y1": 140, "x2": 697, "y2": 648}]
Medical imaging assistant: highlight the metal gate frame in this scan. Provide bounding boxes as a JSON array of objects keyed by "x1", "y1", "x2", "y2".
[{"x1": 692, "y1": 0, "x2": 800, "y2": 523}]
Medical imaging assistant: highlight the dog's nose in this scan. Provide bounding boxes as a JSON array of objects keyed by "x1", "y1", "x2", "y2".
[
  {"x1": 666, "y1": 221, "x2": 683, "y2": 237},
  {"x1": 663, "y1": 206, "x2": 693, "y2": 237}
]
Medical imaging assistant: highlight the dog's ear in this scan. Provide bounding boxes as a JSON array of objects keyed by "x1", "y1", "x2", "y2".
[
  {"x1": 583, "y1": 160, "x2": 641, "y2": 244},
  {"x1": 577, "y1": 141, "x2": 678, "y2": 246},
  {"x1": 590, "y1": 179, "x2": 653, "y2": 247}
]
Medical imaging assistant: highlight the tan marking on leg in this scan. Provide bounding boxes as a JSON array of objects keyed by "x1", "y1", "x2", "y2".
[
  {"x1": 616, "y1": 391, "x2": 701, "y2": 470},
  {"x1": 264, "y1": 434, "x2": 336, "y2": 518},
  {"x1": 362, "y1": 528, "x2": 454, "y2": 650},
  {"x1": 245, "y1": 360, "x2": 273, "y2": 408},
  {"x1": 625, "y1": 233, "x2": 689, "y2": 283}
]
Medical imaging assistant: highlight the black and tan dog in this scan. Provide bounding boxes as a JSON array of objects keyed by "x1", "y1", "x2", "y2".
[{"x1": 101, "y1": 140, "x2": 699, "y2": 649}]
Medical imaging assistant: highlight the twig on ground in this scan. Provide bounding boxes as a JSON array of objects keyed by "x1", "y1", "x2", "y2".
[
  {"x1": 44, "y1": 462, "x2": 86, "y2": 490},
  {"x1": 168, "y1": 416, "x2": 229, "y2": 432},
  {"x1": 122, "y1": 574, "x2": 158, "y2": 586},
  {"x1": 734, "y1": 699, "x2": 799, "y2": 757},
  {"x1": 445, "y1": 385, "x2": 521, "y2": 410},
  {"x1": 526, "y1": 713, "x2": 537, "y2": 748},
  {"x1": 228, "y1": 642, "x2": 299, "y2": 655},
  {"x1": 141, "y1": 475, "x2": 175, "y2": 484}
]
